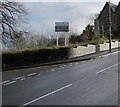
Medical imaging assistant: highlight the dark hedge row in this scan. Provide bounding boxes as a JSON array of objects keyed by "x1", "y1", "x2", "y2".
[{"x1": 2, "y1": 48, "x2": 70, "y2": 70}]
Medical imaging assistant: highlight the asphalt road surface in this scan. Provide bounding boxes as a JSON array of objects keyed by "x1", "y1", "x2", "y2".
[{"x1": 2, "y1": 51, "x2": 119, "y2": 106}]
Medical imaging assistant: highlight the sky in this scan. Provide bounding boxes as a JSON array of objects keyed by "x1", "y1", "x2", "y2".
[{"x1": 20, "y1": 0, "x2": 119, "y2": 37}]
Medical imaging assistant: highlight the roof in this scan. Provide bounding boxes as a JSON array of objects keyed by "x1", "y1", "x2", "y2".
[
  {"x1": 114, "y1": 2, "x2": 120, "y2": 12},
  {"x1": 97, "y1": 2, "x2": 118, "y2": 20},
  {"x1": 109, "y1": 2, "x2": 117, "y2": 12}
]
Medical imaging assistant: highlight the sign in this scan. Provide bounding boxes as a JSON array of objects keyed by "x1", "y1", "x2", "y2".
[{"x1": 55, "y1": 22, "x2": 69, "y2": 32}]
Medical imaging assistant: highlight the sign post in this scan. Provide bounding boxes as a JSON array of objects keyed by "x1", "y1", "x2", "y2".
[
  {"x1": 55, "y1": 22, "x2": 69, "y2": 47},
  {"x1": 56, "y1": 32, "x2": 58, "y2": 47},
  {"x1": 65, "y1": 34, "x2": 67, "y2": 46}
]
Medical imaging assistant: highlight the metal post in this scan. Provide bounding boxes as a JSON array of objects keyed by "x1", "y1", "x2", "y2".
[
  {"x1": 57, "y1": 32, "x2": 58, "y2": 47},
  {"x1": 65, "y1": 33, "x2": 67, "y2": 46},
  {"x1": 65, "y1": 37, "x2": 66, "y2": 46},
  {"x1": 109, "y1": 0, "x2": 112, "y2": 53}
]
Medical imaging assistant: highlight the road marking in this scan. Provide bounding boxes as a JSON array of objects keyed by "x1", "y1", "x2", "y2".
[
  {"x1": 38, "y1": 74, "x2": 41, "y2": 75},
  {"x1": 50, "y1": 69, "x2": 55, "y2": 71},
  {"x1": 5, "y1": 63, "x2": 69, "y2": 73},
  {"x1": 5, "y1": 50, "x2": 119, "y2": 73},
  {"x1": 74, "y1": 62, "x2": 79, "y2": 65},
  {"x1": 0, "y1": 80, "x2": 10, "y2": 84},
  {"x1": 27, "y1": 73, "x2": 37, "y2": 77},
  {"x1": 13, "y1": 76, "x2": 25, "y2": 80},
  {"x1": 3, "y1": 81, "x2": 16, "y2": 85},
  {"x1": 96, "y1": 63, "x2": 118, "y2": 74},
  {"x1": 20, "y1": 78, "x2": 26, "y2": 81},
  {"x1": 58, "y1": 68, "x2": 61, "y2": 69},
  {"x1": 59, "y1": 66, "x2": 63, "y2": 68},
  {"x1": 99, "y1": 51, "x2": 119, "y2": 58},
  {"x1": 20, "y1": 84, "x2": 72, "y2": 107}
]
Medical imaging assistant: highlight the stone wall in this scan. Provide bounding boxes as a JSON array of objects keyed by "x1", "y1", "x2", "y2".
[
  {"x1": 69, "y1": 41, "x2": 120, "y2": 58},
  {"x1": 69, "y1": 44, "x2": 95, "y2": 58}
]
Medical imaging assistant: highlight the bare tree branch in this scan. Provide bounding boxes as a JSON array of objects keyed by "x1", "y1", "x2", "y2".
[{"x1": 0, "y1": 0, "x2": 28, "y2": 46}]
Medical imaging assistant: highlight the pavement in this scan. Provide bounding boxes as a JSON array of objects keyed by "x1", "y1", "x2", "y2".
[{"x1": 2, "y1": 49, "x2": 119, "y2": 106}]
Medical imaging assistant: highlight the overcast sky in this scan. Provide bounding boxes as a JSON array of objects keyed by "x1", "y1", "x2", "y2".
[{"x1": 21, "y1": 0, "x2": 119, "y2": 36}]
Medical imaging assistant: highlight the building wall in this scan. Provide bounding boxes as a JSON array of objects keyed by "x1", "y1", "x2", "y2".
[
  {"x1": 111, "y1": 9, "x2": 117, "y2": 36},
  {"x1": 94, "y1": 19, "x2": 100, "y2": 35},
  {"x1": 98, "y1": 2, "x2": 109, "y2": 36},
  {"x1": 95, "y1": 2, "x2": 120, "y2": 38},
  {"x1": 116, "y1": 3, "x2": 120, "y2": 36}
]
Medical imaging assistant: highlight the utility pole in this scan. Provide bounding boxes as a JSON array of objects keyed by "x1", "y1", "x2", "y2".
[{"x1": 109, "y1": 0, "x2": 112, "y2": 53}]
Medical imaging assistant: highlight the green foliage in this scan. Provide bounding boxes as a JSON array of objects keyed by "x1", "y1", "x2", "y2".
[
  {"x1": 69, "y1": 24, "x2": 95, "y2": 44},
  {"x1": 91, "y1": 33, "x2": 108, "y2": 44},
  {"x1": 69, "y1": 24, "x2": 109, "y2": 45},
  {"x1": 69, "y1": 33, "x2": 83, "y2": 44},
  {"x1": 82, "y1": 24, "x2": 94, "y2": 41}
]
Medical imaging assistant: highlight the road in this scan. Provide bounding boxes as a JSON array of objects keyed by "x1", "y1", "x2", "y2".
[{"x1": 2, "y1": 51, "x2": 119, "y2": 106}]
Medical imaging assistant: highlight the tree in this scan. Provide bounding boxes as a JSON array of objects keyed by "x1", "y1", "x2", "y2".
[
  {"x1": 29, "y1": 37, "x2": 38, "y2": 50},
  {"x1": 81, "y1": 24, "x2": 94, "y2": 41},
  {"x1": 89, "y1": 13, "x2": 99, "y2": 25},
  {"x1": 37, "y1": 36, "x2": 48, "y2": 48},
  {"x1": 0, "y1": 0, "x2": 28, "y2": 45},
  {"x1": 13, "y1": 31, "x2": 28, "y2": 51},
  {"x1": 69, "y1": 33, "x2": 83, "y2": 44}
]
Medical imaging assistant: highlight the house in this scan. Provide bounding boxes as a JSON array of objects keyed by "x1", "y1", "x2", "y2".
[{"x1": 94, "y1": 2, "x2": 120, "y2": 38}]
